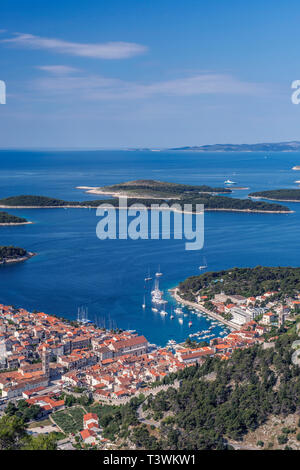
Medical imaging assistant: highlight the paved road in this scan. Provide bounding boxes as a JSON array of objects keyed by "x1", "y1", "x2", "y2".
[{"x1": 137, "y1": 402, "x2": 160, "y2": 428}]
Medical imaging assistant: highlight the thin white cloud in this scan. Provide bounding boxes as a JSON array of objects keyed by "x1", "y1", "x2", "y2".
[
  {"x1": 33, "y1": 69, "x2": 269, "y2": 101},
  {"x1": 2, "y1": 33, "x2": 147, "y2": 59},
  {"x1": 36, "y1": 65, "x2": 79, "y2": 75}
]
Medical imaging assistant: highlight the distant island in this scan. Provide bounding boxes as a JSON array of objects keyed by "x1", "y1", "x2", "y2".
[
  {"x1": 0, "y1": 181, "x2": 292, "y2": 214},
  {"x1": 0, "y1": 211, "x2": 30, "y2": 225},
  {"x1": 249, "y1": 189, "x2": 300, "y2": 202},
  {"x1": 77, "y1": 179, "x2": 232, "y2": 198},
  {"x1": 168, "y1": 141, "x2": 300, "y2": 152},
  {"x1": 0, "y1": 246, "x2": 35, "y2": 265},
  {"x1": 77, "y1": 180, "x2": 292, "y2": 214}
]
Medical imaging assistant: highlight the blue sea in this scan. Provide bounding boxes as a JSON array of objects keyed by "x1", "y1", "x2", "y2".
[{"x1": 0, "y1": 149, "x2": 299, "y2": 346}]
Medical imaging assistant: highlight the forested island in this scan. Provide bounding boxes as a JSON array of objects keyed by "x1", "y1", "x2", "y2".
[
  {"x1": 76, "y1": 180, "x2": 291, "y2": 213},
  {"x1": 249, "y1": 189, "x2": 300, "y2": 202},
  {"x1": 178, "y1": 266, "x2": 300, "y2": 300},
  {"x1": 0, "y1": 181, "x2": 292, "y2": 214},
  {"x1": 0, "y1": 246, "x2": 34, "y2": 264},
  {"x1": 0, "y1": 211, "x2": 29, "y2": 225},
  {"x1": 77, "y1": 179, "x2": 232, "y2": 198}
]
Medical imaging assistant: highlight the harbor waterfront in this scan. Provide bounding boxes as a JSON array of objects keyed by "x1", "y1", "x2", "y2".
[
  {"x1": 170, "y1": 288, "x2": 240, "y2": 330},
  {"x1": 1, "y1": 150, "x2": 300, "y2": 346}
]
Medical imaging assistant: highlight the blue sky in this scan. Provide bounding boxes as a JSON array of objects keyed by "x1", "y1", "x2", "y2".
[{"x1": 0, "y1": 0, "x2": 300, "y2": 148}]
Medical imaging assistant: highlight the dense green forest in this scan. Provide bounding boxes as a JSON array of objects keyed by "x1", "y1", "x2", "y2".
[
  {"x1": 0, "y1": 246, "x2": 29, "y2": 262},
  {"x1": 131, "y1": 331, "x2": 300, "y2": 450},
  {"x1": 94, "y1": 179, "x2": 232, "y2": 197},
  {"x1": 0, "y1": 193, "x2": 290, "y2": 213},
  {"x1": 0, "y1": 195, "x2": 79, "y2": 207},
  {"x1": 178, "y1": 266, "x2": 300, "y2": 299},
  {"x1": 0, "y1": 211, "x2": 27, "y2": 224},
  {"x1": 178, "y1": 194, "x2": 289, "y2": 212},
  {"x1": 249, "y1": 189, "x2": 300, "y2": 201}
]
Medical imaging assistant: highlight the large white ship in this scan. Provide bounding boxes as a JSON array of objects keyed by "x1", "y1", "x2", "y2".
[{"x1": 151, "y1": 278, "x2": 167, "y2": 305}]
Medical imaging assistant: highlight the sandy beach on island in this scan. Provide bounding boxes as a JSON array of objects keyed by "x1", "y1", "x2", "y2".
[{"x1": 76, "y1": 185, "x2": 181, "y2": 200}]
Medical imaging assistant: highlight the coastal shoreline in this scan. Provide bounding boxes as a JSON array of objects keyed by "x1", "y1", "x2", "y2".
[
  {"x1": 76, "y1": 186, "x2": 182, "y2": 200},
  {"x1": 170, "y1": 287, "x2": 241, "y2": 331},
  {"x1": 249, "y1": 196, "x2": 300, "y2": 203},
  {"x1": 0, "y1": 251, "x2": 36, "y2": 265},
  {"x1": 0, "y1": 204, "x2": 292, "y2": 214},
  {"x1": 0, "y1": 221, "x2": 33, "y2": 226},
  {"x1": 76, "y1": 186, "x2": 233, "y2": 198}
]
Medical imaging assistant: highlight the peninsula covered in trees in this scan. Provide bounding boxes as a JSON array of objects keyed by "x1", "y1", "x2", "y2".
[
  {"x1": 0, "y1": 211, "x2": 29, "y2": 225},
  {"x1": 0, "y1": 246, "x2": 34, "y2": 264},
  {"x1": 249, "y1": 189, "x2": 300, "y2": 202},
  {"x1": 178, "y1": 266, "x2": 300, "y2": 300}
]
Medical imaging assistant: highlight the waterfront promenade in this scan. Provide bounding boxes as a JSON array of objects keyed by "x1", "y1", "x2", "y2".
[{"x1": 171, "y1": 288, "x2": 241, "y2": 331}]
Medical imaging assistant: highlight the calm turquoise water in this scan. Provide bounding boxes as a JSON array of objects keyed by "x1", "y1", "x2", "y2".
[{"x1": 0, "y1": 150, "x2": 299, "y2": 346}]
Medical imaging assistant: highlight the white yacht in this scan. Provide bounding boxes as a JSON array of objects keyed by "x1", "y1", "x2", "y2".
[
  {"x1": 178, "y1": 317, "x2": 183, "y2": 325},
  {"x1": 155, "y1": 265, "x2": 163, "y2": 277},
  {"x1": 199, "y1": 255, "x2": 207, "y2": 270},
  {"x1": 224, "y1": 179, "x2": 237, "y2": 185},
  {"x1": 174, "y1": 307, "x2": 183, "y2": 315},
  {"x1": 151, "y1": 278, "x2": 167, "y2": 305}
]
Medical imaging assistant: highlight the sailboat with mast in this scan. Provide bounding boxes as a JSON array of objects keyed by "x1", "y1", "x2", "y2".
[
  {"x1": 151, "y1": 277, "x2": 167, "y2": 305},
  {"x1": 142, "y1": 295, "x2": 146, "y2": 309},
  {"x1": 199, "y1": 255, "x2": 207, "y2": 271},
  {"x1": 170, "y1": 306, "x2": 174, "y2": 319},
  {"x1": 155, "y1": 265, "x2": 163, "y2": 277},
  {"x1": 77, "y1": 306, "x2": 92, "y2": 324},
  {"x1": 144, "y1": 268, "x2": 152, "y2": 282}
]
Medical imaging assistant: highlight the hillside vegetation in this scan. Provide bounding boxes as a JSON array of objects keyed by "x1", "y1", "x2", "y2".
[
  {"x1": 0, "y1": 211, "x2": 28, "y2": 224},
  {"x1": 178, "y1": 266, "x2": 300, "y2": 299},
  {"x1": 93, "y1": 179, "x2": 232, "y2": 197},
  {"x1": 130, "y1": 331, "x2": 300, "y2": 450}
]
